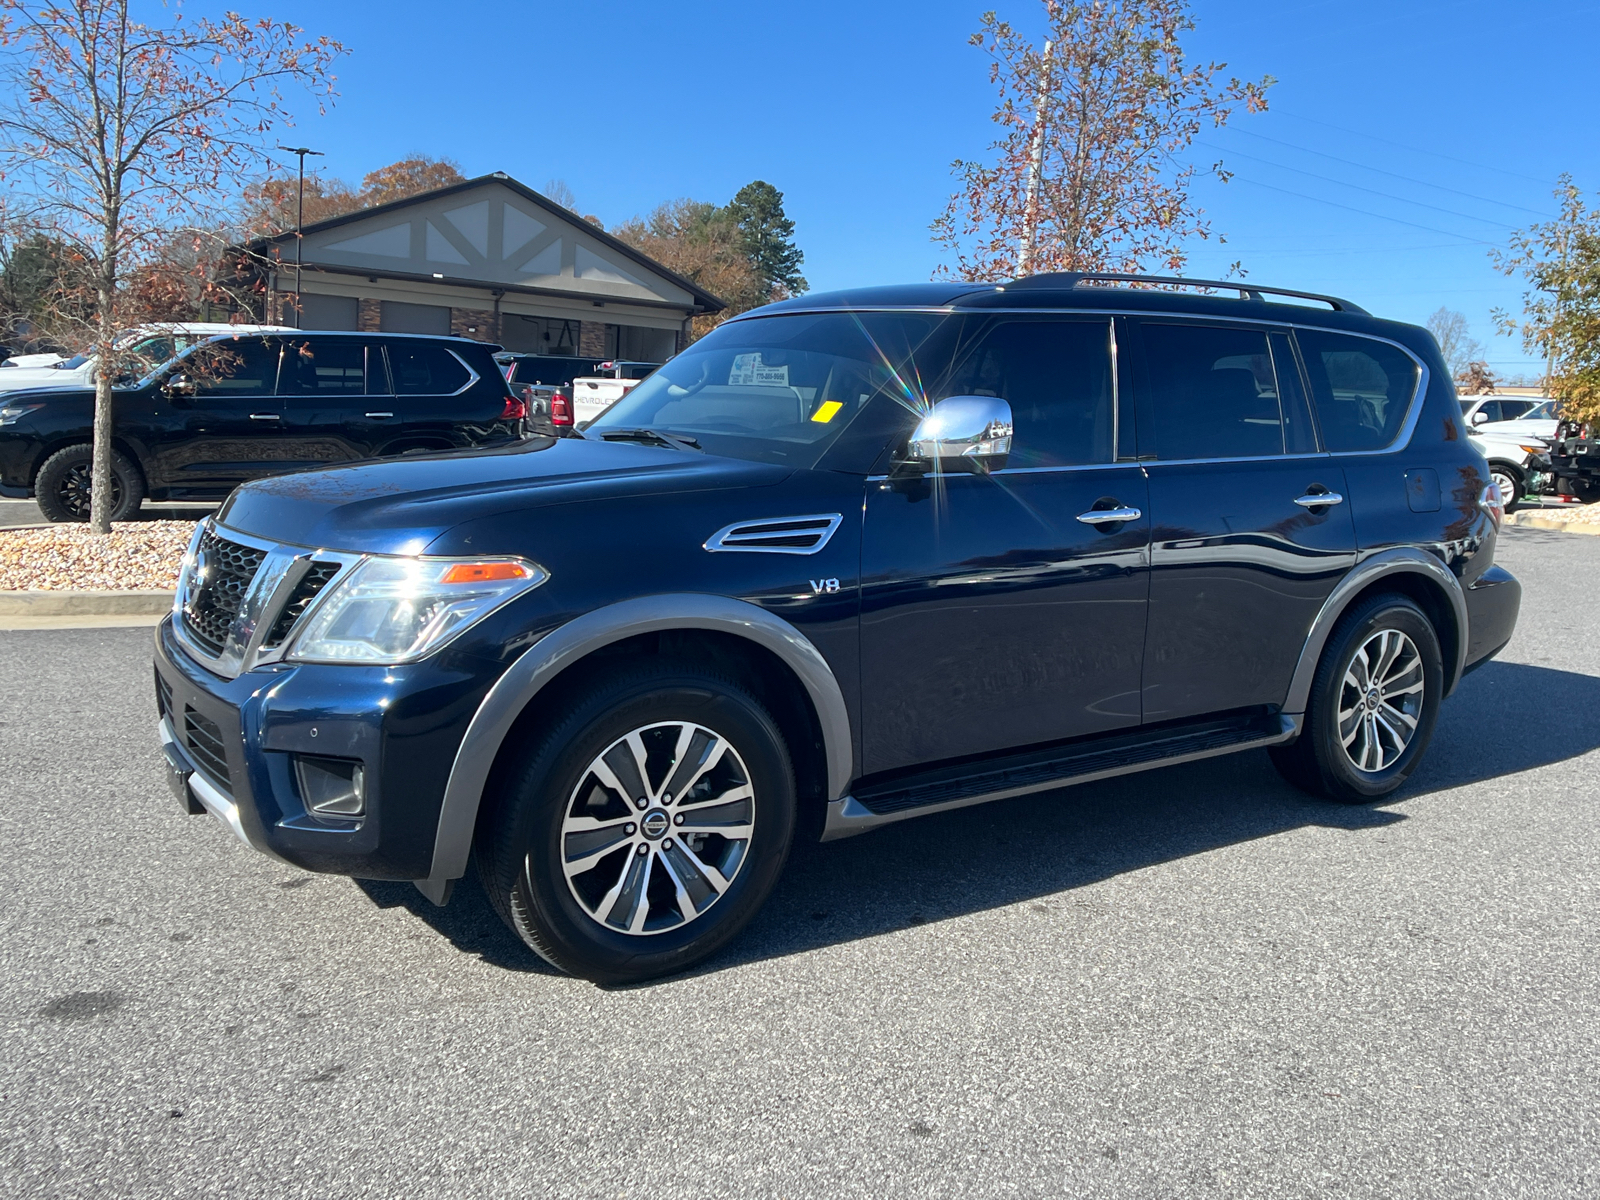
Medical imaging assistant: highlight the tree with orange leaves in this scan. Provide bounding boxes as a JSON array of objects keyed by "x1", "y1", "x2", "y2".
[
  {"x1": 0, "y1": 1, "x2": 343, "y2": 532},
  {"x1": 932, "y1": 0, "x2": 1272, "y2": 282}
]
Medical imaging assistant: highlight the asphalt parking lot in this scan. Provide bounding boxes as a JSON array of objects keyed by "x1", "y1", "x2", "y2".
[{"x1": 2, "y1": 524, "x2": 1596, "y2": 1199}]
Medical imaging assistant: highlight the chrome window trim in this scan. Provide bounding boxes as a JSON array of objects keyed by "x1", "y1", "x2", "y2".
[
  {"x1": 704, "y1": 513, "x2": 844, "y2": 555},
  {"x1": 383, "y1": 344, "x2": 480, "y2": 399},
  {"x1": 729, "y1": 307, "x2": 1430, "y2": 460},
  {"x1": 444, "y1": 347, "x2": 480, "y2": 397}
]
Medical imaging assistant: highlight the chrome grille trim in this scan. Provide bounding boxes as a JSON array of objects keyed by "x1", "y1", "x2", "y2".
[
  {"x1": 171, "y1": 518, "x2": 362, "y2": 679},
  {"x1": 704, "y1": 513, "x2": 844, "y2": 556}
]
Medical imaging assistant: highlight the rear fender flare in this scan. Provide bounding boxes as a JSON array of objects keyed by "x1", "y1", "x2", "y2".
[
  {"x1": 1283, "y1": 548, "x2": 1468, "y2": 715},
  {"x1": 420, "y1": 593, "x2": 853, "y2": 898}
]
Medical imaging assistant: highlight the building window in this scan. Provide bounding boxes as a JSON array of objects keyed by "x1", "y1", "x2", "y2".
[{"x1": 499, "y1": 314, "x2": 582, "y2": 355}]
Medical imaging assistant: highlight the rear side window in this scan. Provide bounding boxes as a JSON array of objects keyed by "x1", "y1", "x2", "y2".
[
  {"x1": 279, "y1": 340, "x2": 370, "y2": 395},
  {"x1": 1138, "y1": 323, "x2": 1289, "y2": 460},
  {"x1": 942, "y1": 319, "x2": 1114, "y2": 467},
  {"x1": 1296, "y1": 330, "x2": 1420, "y2": 452},
  {"x1": 387, "y1": 344, "x2": 471, "y2": 396}
]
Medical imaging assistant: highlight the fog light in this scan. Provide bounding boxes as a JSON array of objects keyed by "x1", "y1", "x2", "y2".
[{"x1": 295, "y1": 755, "x2": 365, "y2": 818}]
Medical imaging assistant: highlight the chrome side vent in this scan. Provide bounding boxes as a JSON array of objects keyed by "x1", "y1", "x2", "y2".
[{"x1": 704, "y1": 513, "x2": 843, "y2": 555}]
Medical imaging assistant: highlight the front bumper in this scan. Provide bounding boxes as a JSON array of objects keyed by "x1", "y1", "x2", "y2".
[{"x1": 153, "y1": 615, "x2": 504, "y2": 881}]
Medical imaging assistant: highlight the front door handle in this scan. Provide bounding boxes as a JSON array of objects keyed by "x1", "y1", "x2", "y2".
[
  {"x1": 1077, "y1": 505, "x2": 1143, "y2": 525},
  {"x1": 249, "y1": 413, "x2": 279, "y2": 421},
  {"x1": 1294, "y1": 491, "x2": 1344, "y2": 508},
  {"x1": 364, "y1": 411, "x2": 395, "y2": 419}
]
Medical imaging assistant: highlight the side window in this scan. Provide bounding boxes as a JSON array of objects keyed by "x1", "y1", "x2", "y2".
[
  {"x1": 941, "y1": 319, "x2": 1114, "y2": 467},
  {"x1": 1296, "y1": 330, "x2": 1420, "y2": 452},
  {"x1": 188, "y1": 338, "x2": 281, "y2": 397},
  {"x1": 1138, "y1": 323, "x2": 1286, "y2": 460},
  {"x1": 279, "y1": 340, "x2": 369, "y2": 395},
  {"x1": 387, "y1": 343, "x2": 471, "y2": 396}
]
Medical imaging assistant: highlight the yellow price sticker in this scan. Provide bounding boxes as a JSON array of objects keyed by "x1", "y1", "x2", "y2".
[{"x1": 811, "y1": 400, "x2": 844, "y2": 424}]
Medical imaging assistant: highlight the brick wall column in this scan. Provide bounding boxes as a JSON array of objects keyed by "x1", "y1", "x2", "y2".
[
  {"x1": 450, "y1": 307, "x2": 497, "y2": 342},
  {"x1": 357, "y1": 298, "x2": 381, "y2": 332},
  {"x1": 578, "y1": 319, "x2": 609, "y2": 357}
]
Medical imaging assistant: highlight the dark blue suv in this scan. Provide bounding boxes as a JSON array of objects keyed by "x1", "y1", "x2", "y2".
[{"x1": 152, "y1": 273, "x2": 1521, "y2": 983}]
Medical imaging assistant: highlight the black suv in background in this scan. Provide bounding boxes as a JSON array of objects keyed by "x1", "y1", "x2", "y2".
[
  {"x1": 0, "y1": 332, "x2": 525, "y2": 521},
  {"x1": 153, "y1": 273, "x2": 1520, "y2": 984}
]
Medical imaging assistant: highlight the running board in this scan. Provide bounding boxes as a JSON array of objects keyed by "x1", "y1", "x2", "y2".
[{"x1": 822, "y1": 712, "x2": 1301, "y2": 841}]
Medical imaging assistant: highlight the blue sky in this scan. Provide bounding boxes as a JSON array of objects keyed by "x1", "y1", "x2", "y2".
[{"x1": 197, "y1": 0, "x2": 1598, "y2": 377}]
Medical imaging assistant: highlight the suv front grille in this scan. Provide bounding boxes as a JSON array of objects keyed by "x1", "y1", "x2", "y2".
[
  {"x1": 182, "y1": 530, "x2": 268, "y2": 656},
  {"x1": 182, "y1": 706, "x2": 233, "y2": 794},
  {"x1": 261, "y1": 562, "x2": 342, "y2": 649}
]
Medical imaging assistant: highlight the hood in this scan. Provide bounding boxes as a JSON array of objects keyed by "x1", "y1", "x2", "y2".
[
  {"x1": 218, "y1": 436, "x2": 792, "y2": 553},
  {"x1": 0, "y1": 383, "x2": 95, "y2": 404}
]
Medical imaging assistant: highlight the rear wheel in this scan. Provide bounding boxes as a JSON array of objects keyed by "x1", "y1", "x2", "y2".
[
  {"x1": 34, "y1": 444, "x2": 144, "y2": 523},
  {"x1": 477, "y1": 661, "x2": 796, "y2": 984},
  {"x1": 1270, "y1": 594, "x2": 1443, "y2": 803}
]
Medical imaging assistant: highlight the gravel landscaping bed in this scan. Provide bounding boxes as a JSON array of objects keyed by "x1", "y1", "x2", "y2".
[{"x1": 0, "y1": 521, "x2": 194, "y2": 591}]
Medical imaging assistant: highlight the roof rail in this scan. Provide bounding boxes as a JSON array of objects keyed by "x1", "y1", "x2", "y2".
[{"x1": 1003, "y1": 271, "x2": 1368, "y2": 316}]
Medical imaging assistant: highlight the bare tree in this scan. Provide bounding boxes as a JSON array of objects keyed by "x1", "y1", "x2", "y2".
[
  {"x1": 0, "y1": 1, "x2": 342, "y2": 531},
  {"x1": 932, "y1": 0, "x2": 1272, "y2": 281},
  {"x1": 1424, "y1": 306, "x2": 1486, "y2": 381}
]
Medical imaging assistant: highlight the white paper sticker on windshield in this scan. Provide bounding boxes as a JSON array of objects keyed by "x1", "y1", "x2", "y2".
[
  {"x1": 729, "y1": 353, "x2": 758, "y2": 385},
  {"x1": 729, "y1": 353, "x2": 789, "y2": 388}
]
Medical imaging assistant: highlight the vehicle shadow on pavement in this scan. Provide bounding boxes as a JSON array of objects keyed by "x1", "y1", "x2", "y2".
[
  {"x1": 354, "y1": 874, "x2": 558, "y2": 974},
  {"x1": 351, "y1": 660, "x2": 1598, "y2": 981}
]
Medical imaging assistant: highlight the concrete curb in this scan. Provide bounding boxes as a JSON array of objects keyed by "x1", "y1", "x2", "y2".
[
  {"x1": 0, "y1": 590, "x2": 175, "y2": 616},
  {"x1": 1506, "y1": 510, "x2": 1600, "y2": 535}
]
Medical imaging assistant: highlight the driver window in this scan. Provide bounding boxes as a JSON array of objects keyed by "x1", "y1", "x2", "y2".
[{"x1": 942, "y1": 319, "x2": 1115, "y2": 467}]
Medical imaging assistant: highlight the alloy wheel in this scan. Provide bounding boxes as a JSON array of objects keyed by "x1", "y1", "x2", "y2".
[
  {"x1": 56, "y1": 462, "x2": 122, "y2": 520},
  {"x1": 1490, "y1": 468, "x2": 1519, "y2": 509},
  {"x1": 554, "y1": 721, "x2": 756, "y2": 936},
  {"x1": 1338, "y1": 628, "x2": 1425, "y2": 773}
]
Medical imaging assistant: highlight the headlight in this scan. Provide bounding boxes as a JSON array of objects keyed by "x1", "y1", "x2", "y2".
[
  {"x1": 0, "y1": 403, "x2": 44, "y2": 425},
  {"x1": 286, "y1": 555, "x2": 548, "y2": 664}
]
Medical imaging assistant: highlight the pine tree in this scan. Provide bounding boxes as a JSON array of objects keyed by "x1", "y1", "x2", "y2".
[{"x1": 727, "y1": 181, "x2": 808, "y2": 298}]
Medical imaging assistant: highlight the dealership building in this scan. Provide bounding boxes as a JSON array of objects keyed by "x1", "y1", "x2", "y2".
[{"x1": 241, "y1": 173, "x2": 723, "y2": 360}]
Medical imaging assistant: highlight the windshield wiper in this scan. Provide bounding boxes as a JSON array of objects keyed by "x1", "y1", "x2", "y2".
[{"x1": 598, "y1": 428, "x2": 702, "y2": 451}]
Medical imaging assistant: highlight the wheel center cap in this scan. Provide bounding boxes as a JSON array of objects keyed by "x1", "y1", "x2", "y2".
[
  {"x1": 640, "y1": 809, "x2": 671, "y2": 840},
  {"x1": 1366, "y1": 688, "x2": 1379, "y2": 709}
]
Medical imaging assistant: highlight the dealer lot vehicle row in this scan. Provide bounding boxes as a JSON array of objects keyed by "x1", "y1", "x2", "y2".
[
  {"x1": 0, "y1": 332, "x2": 525, "y2": 521},
  {"x1": 152, "y1": 272, "x2": 1519, "y2": 983}
]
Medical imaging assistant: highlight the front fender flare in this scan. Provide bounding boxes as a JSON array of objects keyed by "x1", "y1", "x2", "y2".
[{"x1": 419, "y1": 593, "x2": 853, "y2": 899}]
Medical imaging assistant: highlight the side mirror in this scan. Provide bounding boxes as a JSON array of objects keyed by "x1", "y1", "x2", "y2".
[
  {"x1": 1471, "y1": 408, "x2": 1489, "y2": 425},
  {"x1": 901, "y1": 395, "x2": 1014, "y2": 474},
  {"x1": 163, "y1": 374, "x2": 197, "y2": 401}
]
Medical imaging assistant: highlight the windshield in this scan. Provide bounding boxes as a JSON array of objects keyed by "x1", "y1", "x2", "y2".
[
  {"x1": 588, "y1": 312, "x2": 942, "y2": 467},
  {"x1": 1528, "y1": 400, "x2": 1556, "y2": 420},
  {"x1": 55, "y1": 353, "x2": 91, "y2": 370}
]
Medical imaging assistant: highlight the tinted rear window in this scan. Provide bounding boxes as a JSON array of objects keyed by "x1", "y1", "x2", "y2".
[
  {"x1": 1139, "y1": 323, "x2": 1289, "y2": 460},
  {"x1": 388, "y1": 344, "x2": 471, "y2": 396},
  {"x1": 1297, "y1": 330, "x2": 1420, "y2": 452}
]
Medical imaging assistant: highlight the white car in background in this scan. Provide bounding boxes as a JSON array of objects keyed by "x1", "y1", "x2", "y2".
[
  {"x1": 1476, "y1": 397, "x2": 1559, "y2": 442},
  {"x1": 1, "y1": 352, "x2": 67, "y2": 368},
  {"x1": 572, "y1": 360, "x2": 660, "y2": 427},
  {"x1": 0, "y1": 322, "x2": 291, "y2": 393}
]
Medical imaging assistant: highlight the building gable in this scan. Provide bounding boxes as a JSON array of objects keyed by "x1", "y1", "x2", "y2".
[{"x1": 291, "y1": 178, "x2": 701, "y2": 309}]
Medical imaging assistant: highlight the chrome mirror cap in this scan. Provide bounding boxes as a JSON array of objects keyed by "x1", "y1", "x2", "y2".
[{"x1": 906, "y1": 395, "x2": 1014, "y2": 473}]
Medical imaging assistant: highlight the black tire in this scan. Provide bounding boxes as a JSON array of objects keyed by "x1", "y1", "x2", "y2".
[
  {"x1": 1488, "y1": 462, "x2": 1522, "y2": 515},
  {"x1": 476, "y1": 660, "x2": 796, "y2": 984},
  {"x1": 1270, "y1": 593, "x2": 1443, "y2": 804},
  {"x1": 34, "y1": 444, "x2": 144, "y2": 523}
]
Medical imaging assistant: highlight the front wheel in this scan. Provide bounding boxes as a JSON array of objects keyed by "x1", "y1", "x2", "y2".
[
  {"x1": 477, "y1": 661, "x2": 796, "y2": 984},
  {"x1": 1488, "y1": 463, "x2": 1523, "y2": 514},
  {"x1": 1270, "y1": 594, "x2": 1443, "y2": 803},
  {"x1": 34, "y1": 443, "x2": 144, "y2": 523}
]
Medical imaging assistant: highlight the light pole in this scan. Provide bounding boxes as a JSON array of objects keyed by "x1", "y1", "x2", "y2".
[{"x1": 277, "y1": 145, "x2": 323, "y2": 328}]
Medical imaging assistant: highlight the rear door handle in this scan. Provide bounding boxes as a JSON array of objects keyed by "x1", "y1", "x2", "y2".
[
  {"x1": 364, "y1": 412, "x2": 395, "y2": 419},
  {"x1": 1077, "y1": 506, "x2": 1143, "y2": 525},
  {"x1": 1294, "y1": 491, "x2": 1344, "y2": 507},
  {"x1": 249, "y1": 413, "x2": 279, "y2": 421}
]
